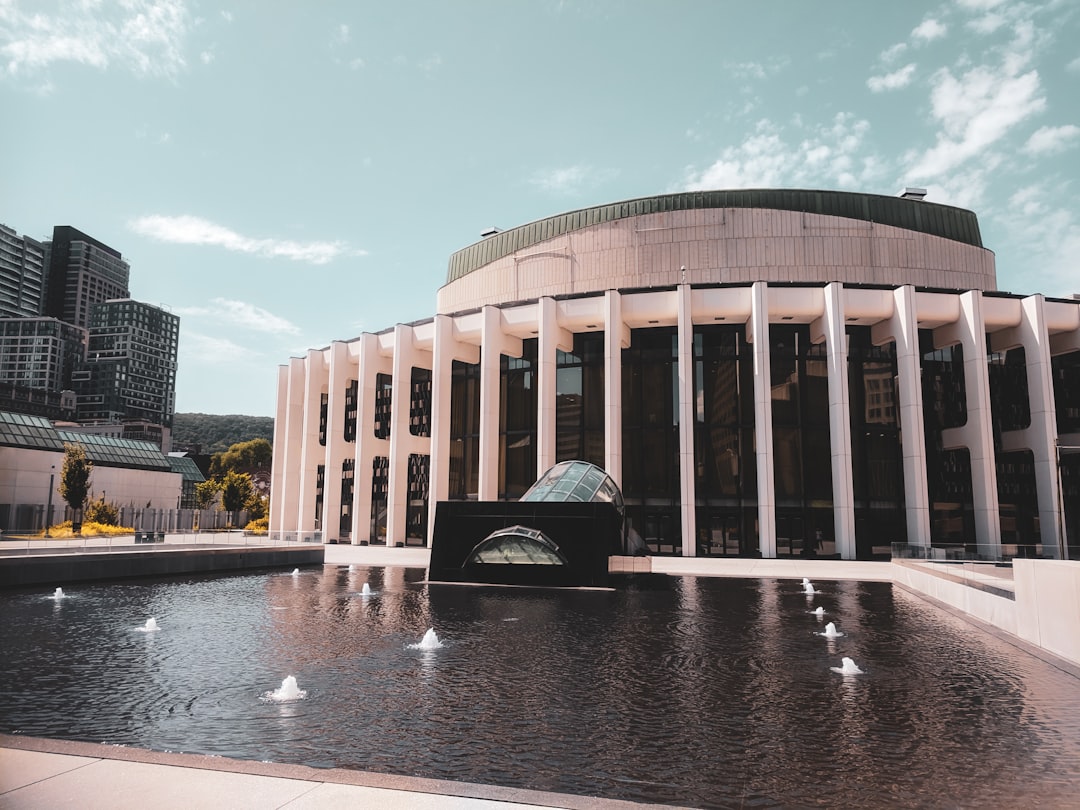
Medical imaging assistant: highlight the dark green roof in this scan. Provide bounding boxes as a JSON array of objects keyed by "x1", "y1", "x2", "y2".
[
  {"x1": 446, "y1": 189, "x2": 984, "y2": 283},
  {"x1": 0, "y1": 411, "x2": 65, "y2": 451},
  {"x1": 1, "y1": 408, "x2": 177, "y2": 473},
  {"x1": 55, "y1": 430, "x2": 171, "y2": 472},
  {"x1": 0, "y1": 411, "x2": 174, "y2": 472},
  {"x1": 167, "y1": 454, "x2": 207, "y2": 483}
]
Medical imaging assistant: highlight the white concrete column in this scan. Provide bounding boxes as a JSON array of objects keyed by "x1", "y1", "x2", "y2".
[
  {"x1": 811, "y1": 282, "x2": 856, "y2": 559},
  {"x1": 269, "y1": 363, "x2": 293, "y2": 538},
  {"x1": 871, "y1": 285, "x2": 931, "y2": 547},
  {"x1": 296, "y1": 349, "x2": 328, "y2": 537},
  {"x1": 350, "y1": 334, "x2": 389, "y2": 543},
  {"x1": 386, "y1": 324, "x2": 416, "y2": 546},
  {"x1": 320, "y1": 341, "x2": 350, "y2": 542},
  {"x1": 537, "y1": 297, "x2": 572, "y2": 477},
  {"x1": 749, "y1": 281, "x2": 776, "y2": 558},
  {"x1": 604, "y1": 290, "x2": 629, "y2": 488},
  {"x1": 283, "y1": 357, "x2": 309, "y2": 535},
  {"x1": 935, "y1": 290, "x2": 1001, "y2": 557},
  {"x1": 677, "y1": 283, "x2": 697, "y2": 556},
  {"x1": 990, "y1": 295, "x2": 1064, "y2": 557},
  {"x1": 479, "y1": 305, "x2": 503, "y2": 501},
  {"x1": 427, "y1": 315, "x2": 454, "y2": 543},
  {"x1": 426, "y1": 315, "x2": 480, "y2": 542}
]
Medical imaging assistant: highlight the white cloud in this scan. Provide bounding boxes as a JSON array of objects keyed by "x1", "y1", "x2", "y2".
[
  {"x1": 966, "y1": 12, "x2": 1007, "y2": 35},
  {"x1": 683, "y1": 114, "x2": 880, "y2": 192},
  {"x1": 529, "y1": 165, "x2": 617, "y2": 194},
  {"x1": 867, "y1": 63, "x2": 917, "y2": 92},
  {"x1": 129, "y1": 214, "x2": 363, "y2": 264},
  {"x1": 1023, "y1": 125, "x2": 1080, "y2": 155},
  {"x1": 914, "y1": 159, "x2": 999, "y2": 210},
  {"x1": 729, "y1": 61, "x2": 766, "y2": 80},
  {"x1": 880, "y1": 42, "x2": 908, "y2": 63},
  {"x1": 199, "y1": 50, "x2": 213, "y2": 64},
  {"x1": 905, "y1": 24, "x2": 1046, "y2": 181},
  {"x1": 179, "y1": 332, "x2": 262, "y2": 366},
  {"x1": 998, "y1": 185, "x2": 1080, "y2": 296},
  {"x1": 220, "y1": 10, "x2": 233, "y2": 23},
  {"x1": 336, "y1": 24, "x2": 350, "y2": 44},
  {"x1": 912, "y1": 19, "x2": 947, "y2": 42},
  {"x1": 0, "y1": 0, "x2": 192, "y2": 80},
  {"x1": 175, "y1": 298, "x2": 300, "y2": 335},
  {"x1": 728, "y1": 57, "x2": 787, "y2": 81},
  {"x1": 1067, "y1": 56, "x2": 1080, "y2": 73},
  {"x1": 956, "y1": 0, "x2": 1007, "y2": 10}
]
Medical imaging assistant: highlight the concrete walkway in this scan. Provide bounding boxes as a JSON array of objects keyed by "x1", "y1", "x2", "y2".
[{"x1": 0, "y1": 734, "x2": 672, "y2": 810}]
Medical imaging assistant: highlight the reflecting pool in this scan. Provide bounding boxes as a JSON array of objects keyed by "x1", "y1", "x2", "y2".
[{"x1": 2, "y1": 566, "x2": 1080, "y2": 808}]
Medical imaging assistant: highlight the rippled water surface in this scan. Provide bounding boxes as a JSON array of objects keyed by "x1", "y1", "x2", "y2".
[{"x1": 3, "y1": 567, "x2": 1080, "y2": 808}]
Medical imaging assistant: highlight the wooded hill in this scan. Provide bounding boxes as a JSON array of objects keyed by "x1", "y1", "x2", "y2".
[{"x1": 172, "y1": 413, "x2": 274, "y2": 454}]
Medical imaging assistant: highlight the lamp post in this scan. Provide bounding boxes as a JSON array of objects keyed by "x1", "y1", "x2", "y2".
[{"x1": 44, "y1": 465, "x2": 55, "y2": 538}]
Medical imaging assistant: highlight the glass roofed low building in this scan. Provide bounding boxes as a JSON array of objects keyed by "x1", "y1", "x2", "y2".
[
  {"x1": 0, "y1": 410, "x2": 196, "y2": 533},
  {"x1": 520, "y1": 460, "x2": 624, "y2": 512},
  {"x1": 465, "y1": 525, "x2": 569, "y2": 567},
  {"x1": 271, "y1": 188, "x2": 1080, "y2": 562}
]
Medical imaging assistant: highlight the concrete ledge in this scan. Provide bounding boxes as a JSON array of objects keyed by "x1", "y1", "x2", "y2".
[
  {"x1": 0, "y1": 546, "x2": 324, "y2": 588},
  {"x1": 891, "y1": 558, "x2": 1015, "y2": 600},
  {"x1": 891, "y1": 559, "x2": 1017, "y2": 636},
  {"x1": 1013, "y1": 559, "x2": 1080, "y2": 666}
]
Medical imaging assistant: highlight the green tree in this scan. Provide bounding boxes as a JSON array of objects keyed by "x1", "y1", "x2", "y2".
[
  {"x1": 84, "y1": 495, "x2": 120, "y2": 526},
  {"x1": 59, "y1": 443, "x2": 92, "y2": 532},
  {"x1": 193, "y1": 479, "x2": 220, "y2": 510},
  {"x1": 210, "y1": 438, "x2": 273, "y2": 478},
  {"x1": 244, "y1": 491, "x2": 267, "y2": 521},
  {"x1": 220, "y1": 470, "x2": 255, "y2": 528}
]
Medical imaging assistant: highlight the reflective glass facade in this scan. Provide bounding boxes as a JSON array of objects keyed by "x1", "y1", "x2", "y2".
[
  {"x1": 555, "y1": 333, "x2": 605, "y2": 467},
  {"x1": 693, "y1": 325, "x2": 757, "y2": 556},
  {"x1": 621, "y1": 328, "x2": 681, "y2": 554},
  {"x1": 846, "y1": 328, "x2": 904, "y2": 558},
  {"x1": 500, "y1": 339, "x2": 537, "y2": 499}
]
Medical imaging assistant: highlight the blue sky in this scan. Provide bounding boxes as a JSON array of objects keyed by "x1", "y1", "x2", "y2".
[{"x1": 2, "y1": 0, "x2": 1078, "y2": 417}]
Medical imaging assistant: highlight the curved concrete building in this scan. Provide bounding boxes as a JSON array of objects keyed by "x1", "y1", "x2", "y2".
[{"x1": 271, "y1": 189, "x2": 1080, "y2": 561}]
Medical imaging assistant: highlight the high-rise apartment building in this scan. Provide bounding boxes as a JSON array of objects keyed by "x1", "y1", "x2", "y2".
[
  {"x1": 73, "y1": 300, "x2": 179, "y2": 434},
  {"x1": 0, "y1": 223, "x2": 45, "y2": 318},
  {"x1": 0, "y1": 317, "x2": 87, "y2": 392},
  {"x1": 43, "y1": 226, "x2": 130, "y2": 330}
]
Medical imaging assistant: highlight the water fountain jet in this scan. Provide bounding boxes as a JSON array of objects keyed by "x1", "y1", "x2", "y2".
[
  {"x1": 52, "y1": 587, "x2": 64, "y2": 600},
  {"x1": 831, "y1": 657, "x2": 864, "y2": 675},
  {"x1": 819, "y1": 622, "x2": 844, "y2": 639},
  {"x1": 361, "y1": 583, "x2": 373, "y2": 597},
  {"x1": 409, "y1": 628, "x2": 443, "y2": 650},
  {"x1": 139, "y1": 618, "x2": 159, "y2": 632},
  {"x1": 266, "y1": 675, "x2": 307, "y2": 702}
]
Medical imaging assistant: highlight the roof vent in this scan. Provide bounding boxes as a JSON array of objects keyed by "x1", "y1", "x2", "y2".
[
  {"x1": 480, "y1": 227, "x2": 502, "y2": 238},
  {"x1": 900, "y1": 187, "x2": 927, "y2": 201}
]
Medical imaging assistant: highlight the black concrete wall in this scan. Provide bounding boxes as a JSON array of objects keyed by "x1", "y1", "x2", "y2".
[{"x1": 429, "y1": 501, "x2": 622, "y2": 588}]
